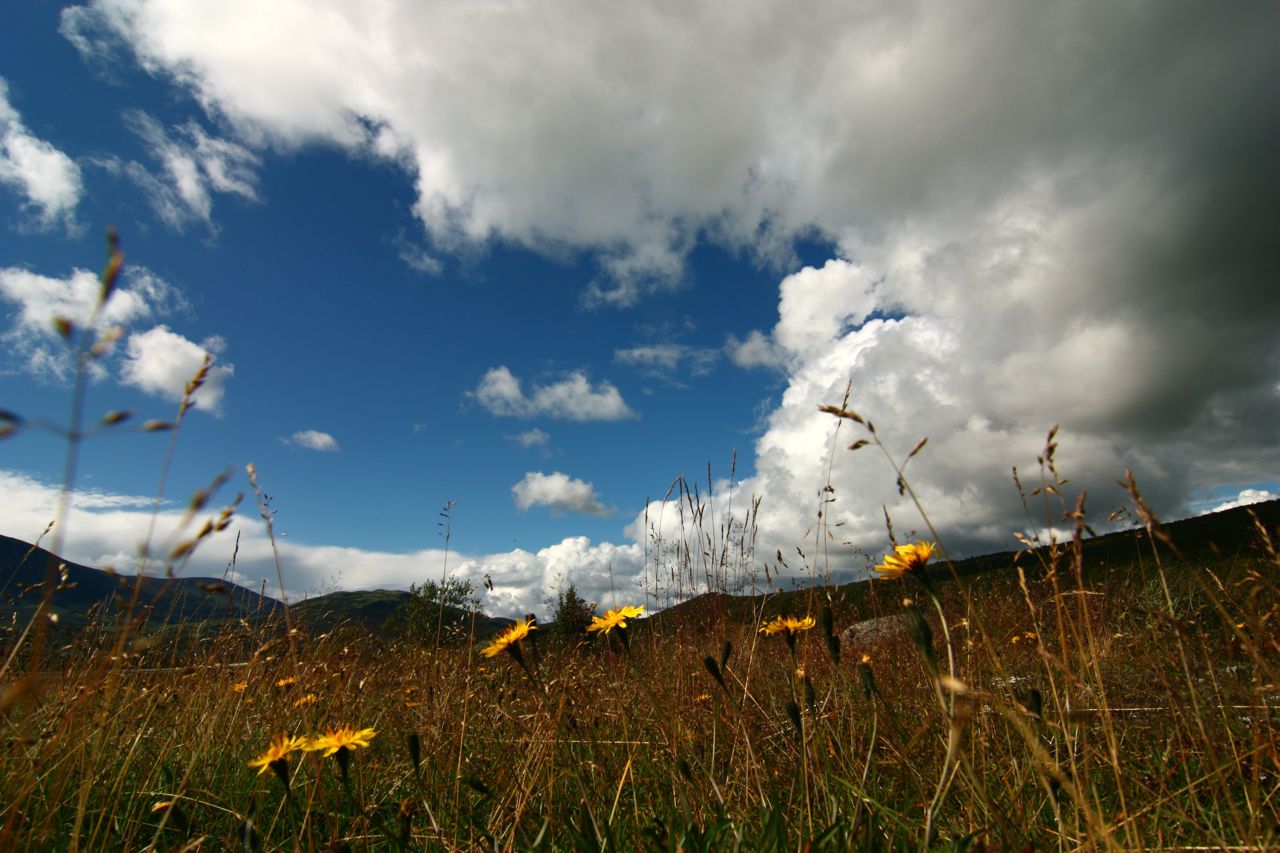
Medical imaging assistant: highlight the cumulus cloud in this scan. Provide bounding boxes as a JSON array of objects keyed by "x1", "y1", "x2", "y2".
[
  {"x1": 0, "y1": 264, "x2": 184, "y2": 381},
  {"x1": 283, "y1": 430, "x2": 340, "y2": 452},
  {"x1": 471, "y1": 366, "x2": 635, "y2": 422},
  {"x1": 725, "y1": 330, "x2": 784, "y2": 371},
  {"x1": 513, "y1": 471, "x2": 609, "y2": 517},
  {"x1": 1205, "y1": 488, "x2": 1278, "y2": 514},
  {"x1": 119, "y1": 325, "x2": 233, "y2": 413},
  {"x1": 0, "y1": 78, "x2": 83, "y2": 229},
  {"x1": 56, "y1": 1, "x2": 1280, "y2": 572}
]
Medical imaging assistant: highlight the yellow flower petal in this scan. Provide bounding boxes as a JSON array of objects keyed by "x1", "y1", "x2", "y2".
[
  {"x1": 481, "y1": 617, "x2": 536, "y2": 658},
  {"x1": 587, "y1": 605, "x2": 645, "y2": 635},
  {"x1": 307, "y1": 725, "x2": 377, "y2": 757}
]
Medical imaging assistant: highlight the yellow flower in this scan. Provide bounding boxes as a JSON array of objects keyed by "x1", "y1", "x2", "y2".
[
  {"x1": 873, "y1": 541, "x2": 935, "y2": 579},
  {"x1": 230, "y1": 681, "x2": 248, "y2": 692},
  {"x1": 248, "y1": 734, "x2": 309, "y2": 775},
  {"x1": 587, "y1": 605, "x2": 644, "y2": 635},
  {"x1": 293, "y1": 692, "x2": 318, "y2": 708},
  {"x1": 481, "y1": 617, "x2": 536, "y2": 658},
  {"x1": 759, "y1": 614, "x2": 816, "y2": 637},
  {"x1": 275, "y1": 676, "x2": 298, "y2": 689},
  {"x1": 307, "y1": 725, "x2": 377, "y2": 757}
]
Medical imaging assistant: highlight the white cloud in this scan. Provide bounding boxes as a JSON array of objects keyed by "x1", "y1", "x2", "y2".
[
  {"x1": 283, "y1": 430, "x2": 340, "y2": 452},
  {"x1": 615, "y1": 343, "x2": 719, "y2": 378},
  {"x1": 397, "y1": 243, "x2": 442, "y2": 276},
  {"x1": 119, "y1": 325, "x2": 233, "y2": 413},
  {"x1": 512, "y1": 471, "x2": 609, "y2": 517},
  {"x1": 472, "y1": 366, "x2": 635, "y2": 422},
  {"x1": 114, "y1": 111, "x2": 260, "y2": 231},
  {"x1": 725, "y1": 329, "x2": 783, "y2": 370},
  {"x1": 1205, "y1": 488, "x2": 1278, "y2": 514},
  {"x1": 509, "y1": 428, "x2": 549, "y2": 448},
  {"x1": 773, "y1": 260, "x2": 881, "y2": 361},
  {"x1": 0, "y1": 78, "x2": 83, "y2": 229},
  {"x1": 0, "y1": 264, "x2": 184, "y2": 381}
]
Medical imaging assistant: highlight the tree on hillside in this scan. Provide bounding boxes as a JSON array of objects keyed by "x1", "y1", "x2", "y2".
[
  {"x1": 383, "y1": 576, "x2": 479, "y2": 645},
  {"x1": 552, "y1": 583, "x2": 594, "y2": 648}
]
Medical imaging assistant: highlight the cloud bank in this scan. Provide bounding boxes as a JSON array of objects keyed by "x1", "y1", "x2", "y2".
[{"x1": 0, "y1": 469, "x2": 647, "y2": 619}]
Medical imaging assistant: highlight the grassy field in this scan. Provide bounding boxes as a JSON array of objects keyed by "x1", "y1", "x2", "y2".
[
  {"x1": 2, "y1": 237, "x2": 1278, "y2": 850},
  {"x1": 2, "y1": 480, "x2": 1277, "y2": 850}
]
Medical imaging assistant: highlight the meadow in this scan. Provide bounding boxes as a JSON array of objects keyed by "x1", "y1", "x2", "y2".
[{"x1": 2, "y1": 234, "x2": 1278, "y2": 850}]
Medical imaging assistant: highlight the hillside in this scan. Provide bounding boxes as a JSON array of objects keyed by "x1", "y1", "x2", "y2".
[
  {"x1": 0, "y1": 534, "x2": 277, "y2": 634},
  {"x1": 0, "y1": 535, "x2": 511, "y2": 639},
  {"x1": 3, "y1": 498, "x2": 1275, "y2": 640},
  {"x1": 650, "y1": 497, "x2": 1280, "y2": 633}
]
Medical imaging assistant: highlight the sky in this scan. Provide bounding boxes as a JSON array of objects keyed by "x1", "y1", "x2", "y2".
[{"x1": 1, "y1": 1, "x2": 1277, "y2": 619}]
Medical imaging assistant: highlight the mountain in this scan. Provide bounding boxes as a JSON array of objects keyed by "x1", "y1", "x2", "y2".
[
  {"x1": 0, "y1": 535, "x2": 512, "y2": 639},
  {"x1": 0, "y1": 534, "x2": 277, "y2": 634},
  {"x1": 291, "y1": 589, "x2": 515, "y2": 637}
]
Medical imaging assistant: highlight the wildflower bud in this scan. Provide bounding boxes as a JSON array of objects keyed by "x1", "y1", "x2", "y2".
[
  {"x1": 399, "y1": 798, "x2": 416, "y2": 846},
  {"x1": 407, "y1": 732, "x2": 422, "y2": 776},
  {"x1": 335, "y1": 746, "x2": 351, "y2": 782},
  {"x1": 53, "y1": 315, "x2": 75, "y2": 340},
  {"x1": 703, "y1": 656, "x2": 726, "y2": 691},
  {"x1": 99, "y1": 227, "x2": 123, "y2": 306},
  {"x1": 1019, "y1": 687, "x2": 1043, "y2": 721},
  {"x1": 785, "y1": 700, "x2": 803, "y2": 736},
  {"x1": 904, "y1": 604, "x2": 937, "y2": 675},
  {"x1": 238, "y1": 817, "x2": 262, "y2": 853},
  {"x1": 857, "y1": 659, "x2": 877, "y2": 701},
  {"x1": 269, "y1": 757, "x2": 290, "y2": 790}
]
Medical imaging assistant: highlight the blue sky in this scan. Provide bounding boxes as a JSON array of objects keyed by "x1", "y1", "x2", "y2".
[{"x1": 2, "y1": 2, "x2": 1277, "y2": 617}]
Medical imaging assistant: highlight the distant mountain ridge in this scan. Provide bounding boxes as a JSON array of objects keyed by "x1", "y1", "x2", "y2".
[
  {"x1": 0, "y1": 534, "x2": 276, "y2": 632},
  {"x1": 3, "y1": 498, "x2": 1276, "y2": 637},
  {"x1": 0, "y1": 534, "x2": 513, "y2": 637}
]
